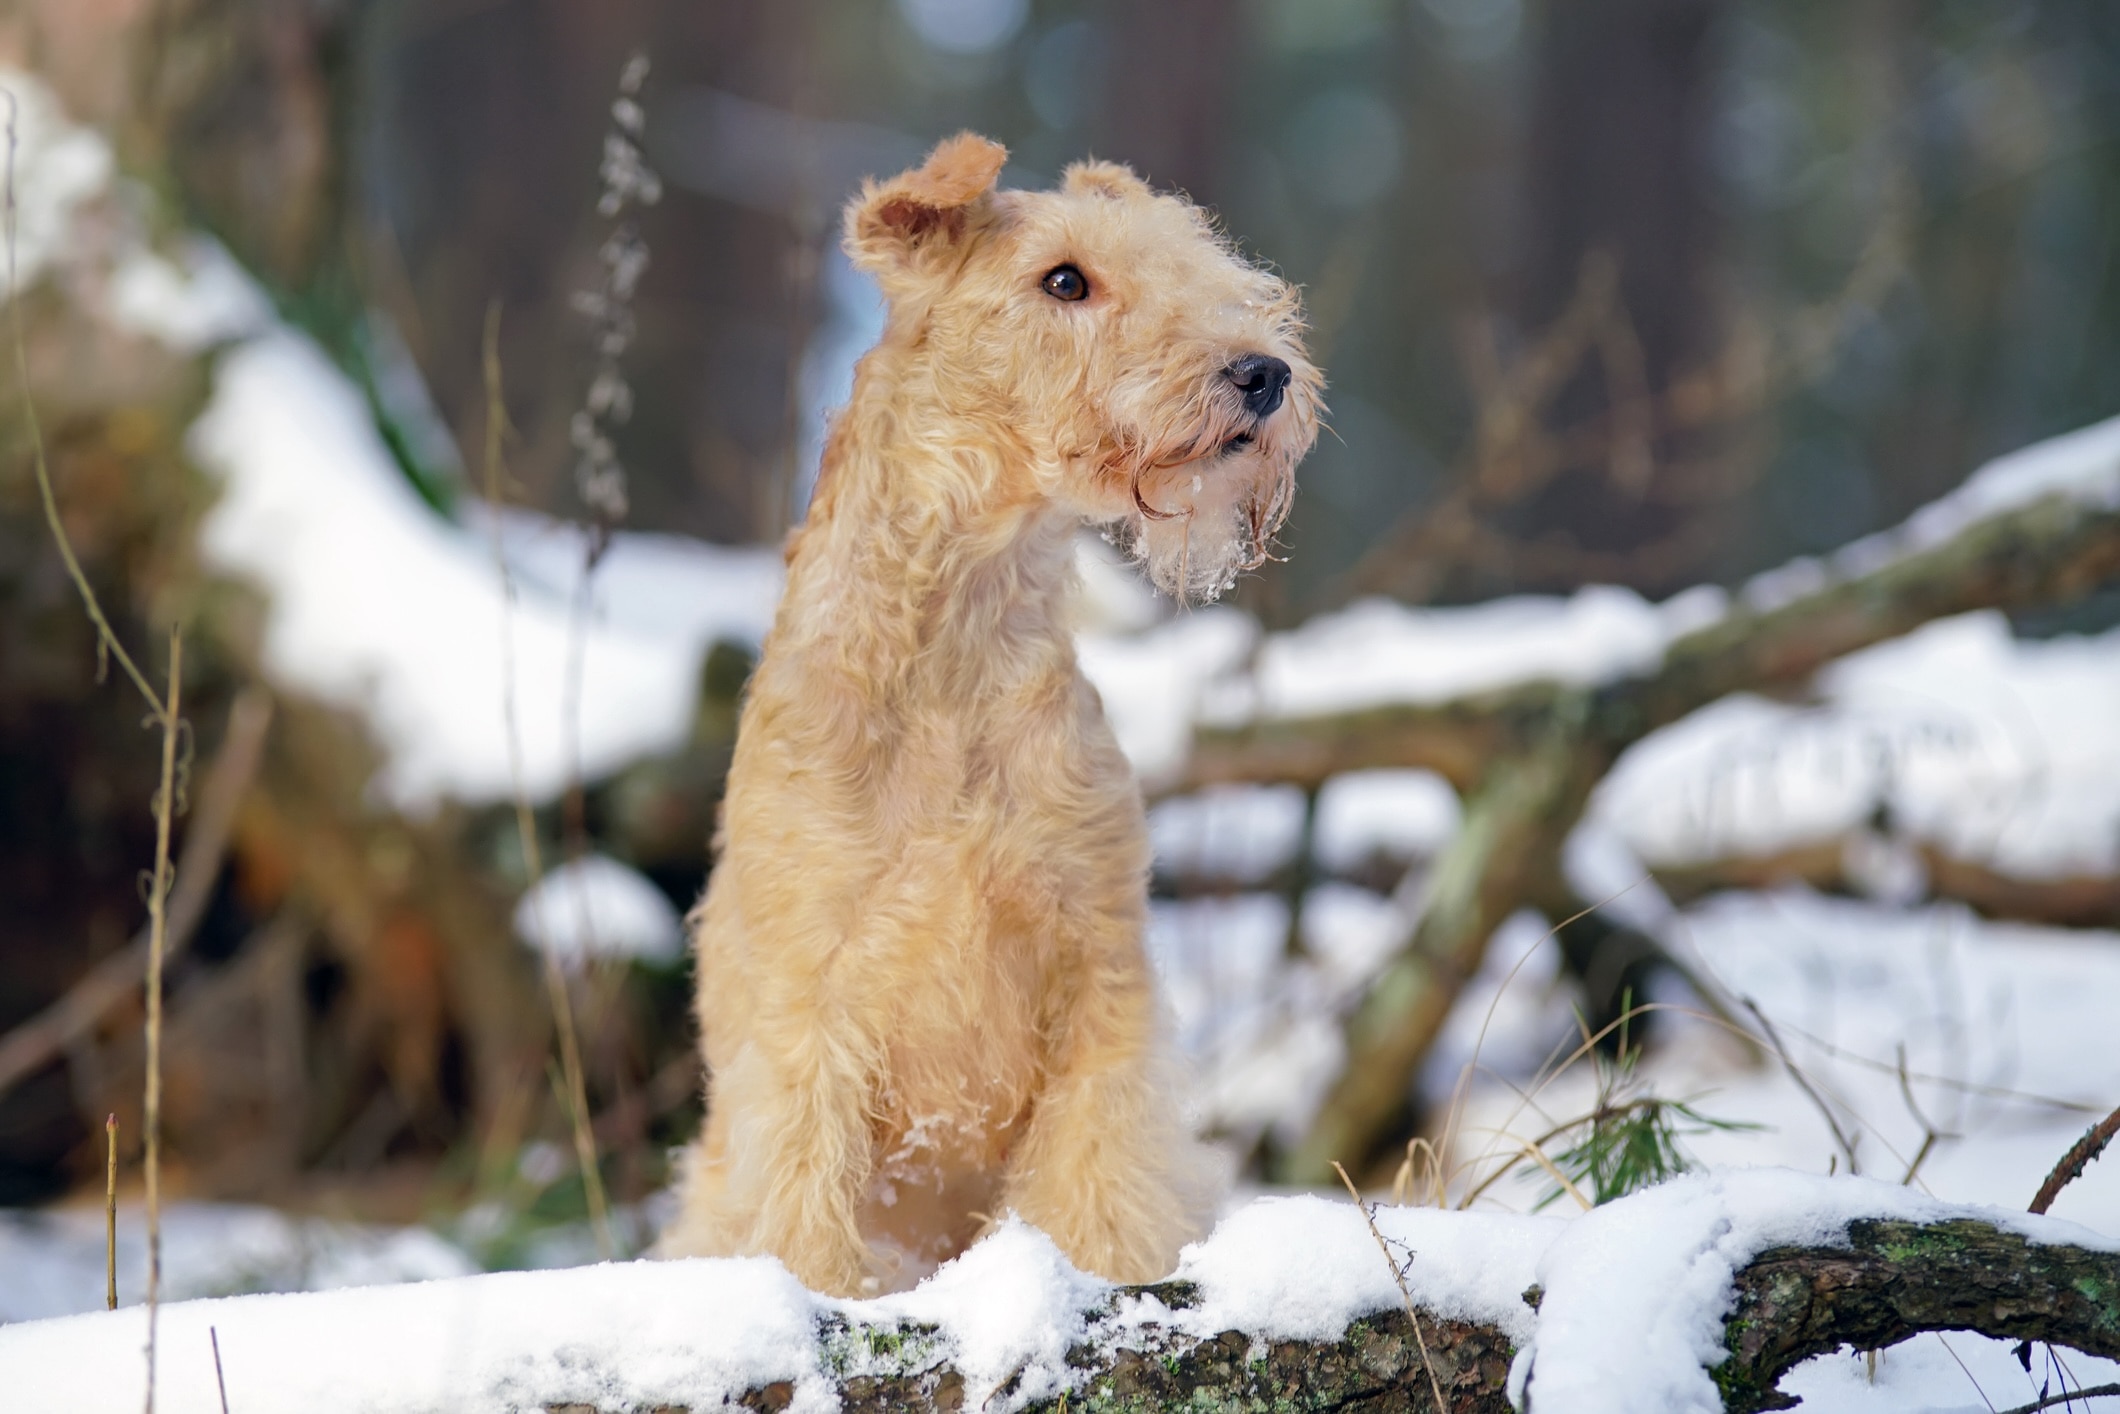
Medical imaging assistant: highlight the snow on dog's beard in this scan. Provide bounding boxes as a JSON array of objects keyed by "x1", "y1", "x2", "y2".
[{"x1": 1099, "y1": 363, "x2": 1312, "y2": 604}]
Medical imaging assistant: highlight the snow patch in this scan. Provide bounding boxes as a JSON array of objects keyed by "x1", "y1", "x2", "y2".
[
  {"x1": 870, "y1": 1219, "x2": 1109, "y2": 1407},
  {"x1": 1314, "y1": 768, "x2": 1461, "y2": 872},
  {"x1": 188, "y1": 330, "x2": 771, "y2": 808},
  {"x1": 1595, "y1": 611, "x2": 2120, "y2": 878},
  {"x1": 1233, "y1": 586, "x2": 1678, "y2": 720},
  {"x1": 106, "y1": 234, "x2": 273, "y2": 352},
  {"x1": 1149, "y1": 782, "x2": 1307, "y2": 883},
  {"x1": 513, "y1": 853, "x2": 686, "y2": 967},
  {"x1": 0, "y1": 70, "x2": 113, "y2": 295},
  {"x1": 1076, "y1": 607, "x2": 1255, "y2": 781},
  {"x1": 1167, "y1": 1194, "x2": 1557, "y2": 1347}
]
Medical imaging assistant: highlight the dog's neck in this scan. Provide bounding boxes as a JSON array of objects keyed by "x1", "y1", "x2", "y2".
[{"x1": 774, "y1": 344, "x2": 1080, "y2": 697}]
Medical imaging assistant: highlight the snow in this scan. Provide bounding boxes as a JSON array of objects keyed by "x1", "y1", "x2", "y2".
[
  {"x1": 1075, "y1": 606, "x2": 1256, "y2": 781},
  {"x1": 6, "y1": 1179, "x2": 2108, "y2": 1414},
  {"x1": 466, "y1": 503, "x2": 783, "y2": 657},
  {"x1": 1314, "y1": 767, "x2": 1462, "y2": 872},
  {"x1": 868, "y1": 1218, "x2": 1109, "y2": 1408},
  {"x1": 189, "y1": 330, "x2": 779, "y2": 808},
  {"x1": 1149, "y1": 782, "x2": 1307, "y2": 883},
  {"x1": 0, "y1": 1202, "x2": 475, "y2": 1324},
  {"x1": 0, "y1": 71, "x2": 114, "y2": 297},
  {"x1": 1165, "y1": 1193, "x2": 1558, "y2": 1346},
  {"x1": 1444, "y1": 888, "x2": 2120, "y2": 1264},
  {"x1": 106, "y1": 234, "x2": 274, "y2": 352},
  {"x1": 1844, "y1": 410, "x2": 2120, "y2": 572},
  {"x1": 1594, "y1": 611, "x2": 2120, "y2": 879},
  {"x1": 0, "y1": 1254, "x2": 829, "y2": 1414},
  {"x1": 512, "y1": 852, "x2": 686, "y2": 967},
  {"x1": 1213, "y1": 584, "x2": 1724, "y2": 722}
]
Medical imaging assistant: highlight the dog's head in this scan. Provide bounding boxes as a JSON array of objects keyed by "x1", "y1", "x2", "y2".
[{"x1": 845, "y1": 134, "x2": 1322, "y2": 603}]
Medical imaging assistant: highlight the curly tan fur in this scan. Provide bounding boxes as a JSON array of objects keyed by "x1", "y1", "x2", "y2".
[{"x1": 657, "y1": 134, "x2": 1323, "y2": 1296}]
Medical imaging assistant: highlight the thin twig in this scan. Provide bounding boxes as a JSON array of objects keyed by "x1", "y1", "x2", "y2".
[
  {"x1": 1775, "y1": 1021, "x2": 2102, "y2": 1116},
  {"x1": 105, "y1": 1113, "x2": 117, "y2": 1311},
  {"x1": 2030, "y1": 1102, "x2": 2120, "y2": 1217},
  {"x1": 2, "y1": 94, "x2": 165, "y2": 719},
  {"x1": 1333, "y1": 1162, "x2": 1449, "y2": 1413},
  {"x1": 1937, "y1": 1332, "x2": 2000, "y2": 1414},
  {"x1": 1995, "y1": 1383, "x2": 2120, "y2": 1414},
  {"x1": 142, "y1": 628, "x2": 183, "y2": 1414},
  {"x1": 209, "y1": 1327, "x2": 230, "y2": 1414},
  {"x1": 481, "y1": 304, "x2": 612, "y2": 1257},
  {"x1": 1742, "y1": 997, "x2": 1862, "y2": 1177},
  {"x1": 6, "y1": 93, "x2": 189, "y2": 1409},
  {"x1": 1895, "y1": 1044, "x2": 1955, "y2": 1189}
]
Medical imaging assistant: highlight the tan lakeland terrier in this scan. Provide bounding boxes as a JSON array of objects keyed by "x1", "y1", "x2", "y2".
[{"x1": 658, "y1": 134, "x2": 1322, "y2": 1296}]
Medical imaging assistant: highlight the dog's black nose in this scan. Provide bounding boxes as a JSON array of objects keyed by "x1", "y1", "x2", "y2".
[{"x1": 1227, "y1": 354, "x2": 1292, "y2": 419}]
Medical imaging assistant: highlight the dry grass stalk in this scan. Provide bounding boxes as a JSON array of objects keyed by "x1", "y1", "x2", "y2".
[
  {"x1": 7, "y1": 99, "x2": 168, "y2": 722},
  {"x1": 1513, "y1": 1138, "x2": 1593, "y2": 1213},
  {"x1": 142, "y1": 627, "x2": 183, "y2": 1414},
  {"x1": 105, "y1": 1113, "x2": 117, "y2": 1310},
  {"x1": 482, "y1": 304, "x2": 613, "y2": 1257},
  {"x1": 1332, "y1": 1162, "x2": 1448, "y2": 1412},
  {"x1": 5, "y1": 94, "x2": 190, "y2": 1413}
]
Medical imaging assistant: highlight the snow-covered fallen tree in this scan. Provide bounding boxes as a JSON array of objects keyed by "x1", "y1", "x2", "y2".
[
  {"x1": 4, "y1": 1173, "x2": 2117, "y2": 1414},
  {"x1": 1170, "y1": 416, "x2": 2120, "y2": 1184}
]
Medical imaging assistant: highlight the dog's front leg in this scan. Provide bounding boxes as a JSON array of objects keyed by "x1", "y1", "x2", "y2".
[
  {"x1": 713, "y1": 1027, "x2": 879, "y2": 1296},
  {"x1": 1000, "y1": 963, "x2": 1212, "y2": 1284}
]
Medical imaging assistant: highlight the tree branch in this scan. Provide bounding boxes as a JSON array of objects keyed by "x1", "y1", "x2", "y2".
[{"x1": 1718, "y1": 1218, "x2": 2120, "y2": 1413}]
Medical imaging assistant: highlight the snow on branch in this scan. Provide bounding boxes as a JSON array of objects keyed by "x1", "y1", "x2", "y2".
[
  {"x1": 1218, "y1": 418, "x2": 2120, "y2": 1183},
  {"x1": 1185, "y1": 414, "x2": 2120, "y2": 795},
  {"x1": 3, "y1": 1175, "x2": 2115, "y2": 1413}
]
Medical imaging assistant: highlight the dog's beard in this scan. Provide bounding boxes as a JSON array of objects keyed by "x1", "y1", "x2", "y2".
[{"x1": 1099, "y1": 399, "x2": 1300, "y2": 605}]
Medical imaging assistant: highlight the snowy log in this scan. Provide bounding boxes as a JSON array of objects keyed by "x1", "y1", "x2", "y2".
[
  {"x1": 795, "y1": 1216, "x2": 2120, "y2": 1414},
  {"x1": 8, "y1": 1180, "x2": 2117, "y2": 1414},
  {"x1": 1255, "y1": 467, "x2": 2120, "y2": 1182}
]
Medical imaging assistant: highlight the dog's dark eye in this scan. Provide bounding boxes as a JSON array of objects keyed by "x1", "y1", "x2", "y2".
[{"x1": 1041, "y1": 264, "x2": 1088, "y2": 302}]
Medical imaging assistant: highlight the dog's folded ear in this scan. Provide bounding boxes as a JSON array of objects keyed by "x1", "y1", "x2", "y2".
[{"x1": 846, "y1": 133, "x2": 1007, "y2": 279}]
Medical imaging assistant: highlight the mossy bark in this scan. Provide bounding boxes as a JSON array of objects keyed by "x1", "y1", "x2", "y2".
[{"x1": 1718, "y1": 1218, "x2": 2120, "y2": 1413}]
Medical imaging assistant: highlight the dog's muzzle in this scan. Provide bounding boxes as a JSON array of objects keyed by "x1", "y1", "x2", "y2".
[{"x1": 1226, "y1": 354, "x2": 1292, "y2": 420}]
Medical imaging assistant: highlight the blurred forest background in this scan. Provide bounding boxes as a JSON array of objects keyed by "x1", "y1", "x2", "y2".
[{"x1": 3, "y1": 0, "x2": 2118, "y2": 1272}]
